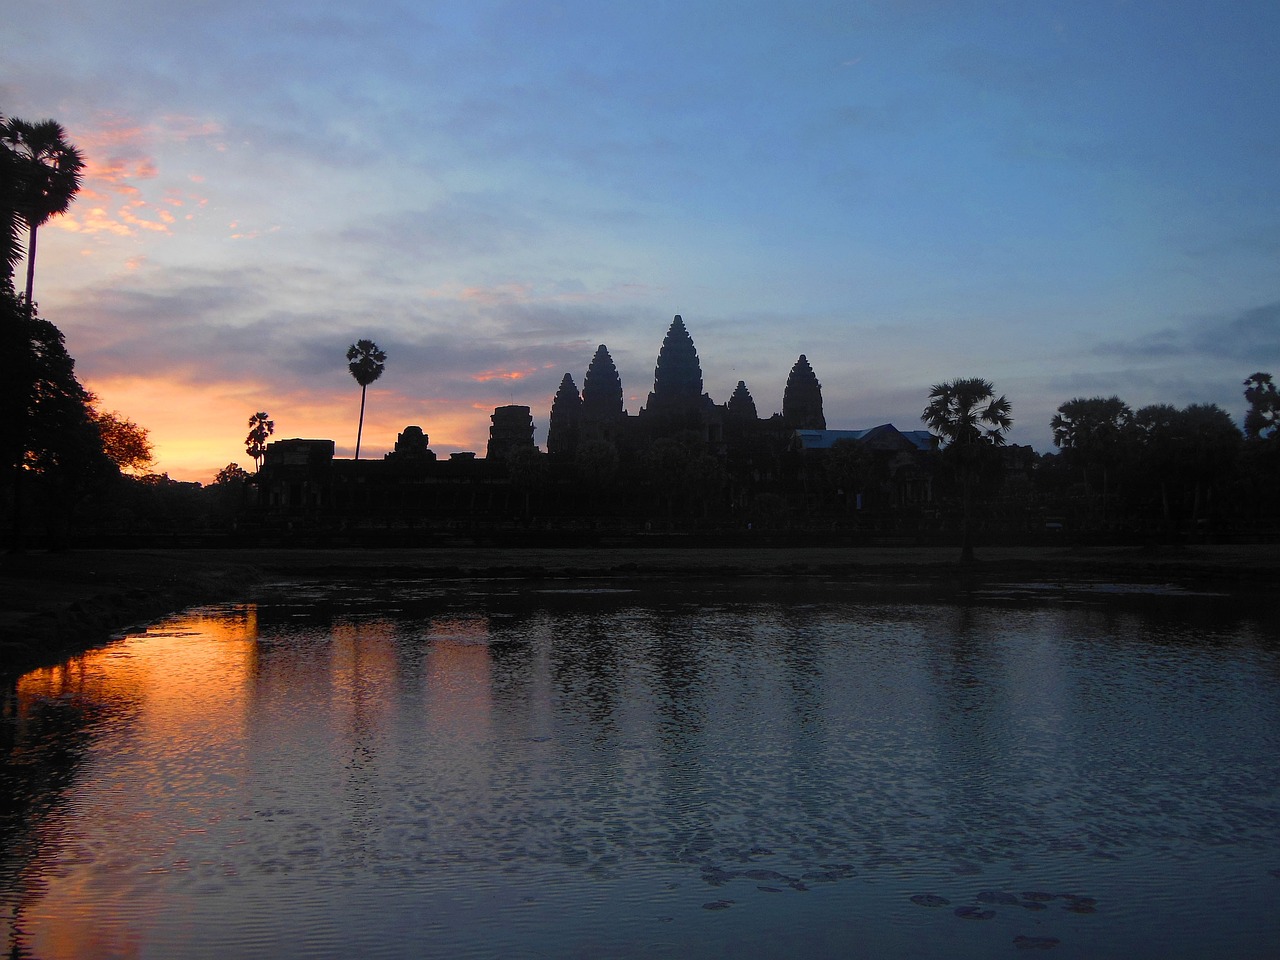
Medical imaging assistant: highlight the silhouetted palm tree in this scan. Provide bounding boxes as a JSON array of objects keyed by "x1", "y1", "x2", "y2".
[
  {"x1": 1243, "y1": 372, "x2": 1279, "y2": 441},
  {"x1": 1, "y1": 118, "x2": 84, "y2": 308},
  {"x1": 245, "y1": 412, "x2": 274, "y2": 472},
  {"x1": 922, "y1": 377, "x2": 1013, "y2": 561},
  {"x1": 346, "y1": 339, "x2": 387, "y2": 460},
  {"x1": 1051, "y1": 395, "x2": 1133, "y2": 523},
  {"x1": 1, "y1": 115, "x2": 25, "y2": 284}
]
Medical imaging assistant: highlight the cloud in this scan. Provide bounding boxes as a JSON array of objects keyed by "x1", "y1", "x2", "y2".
[
  {"x1": 1096, "y1": 301, "x2": 1280, "y2": 366},
  {"x1": 339, "y1": 196, "x2": 544, "y2": 262},
  {"x1": 55, "y1": 261, "x2": 644, "y2": 422},
  {"x1": 51, "y1": 114, "x2": 220, "y2": 240}
]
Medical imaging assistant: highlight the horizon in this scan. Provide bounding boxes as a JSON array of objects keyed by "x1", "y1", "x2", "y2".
[{"x1": 6, "y1": 1, "x2": 1278, "y2": 483}]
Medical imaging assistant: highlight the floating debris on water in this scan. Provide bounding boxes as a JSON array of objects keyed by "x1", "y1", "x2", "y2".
[
  {"x1": 702, "y1": 899, "x2": 735, "y2": 911},
  {"x1": 1061, "y1": 894, "x2": 1098, "y2": 914},
  {"x1": 910, "y1": 894, "x2": 951, "y2": 907},
  {"x1": 977, "y1": 890, "x2": 1022, "y2": 905},
  {"x1": 955, "y1": 906, "x2": 996, "y2": 920},
  {"x1": 742, "y1": 869, "x2": 789, "y2": 882},
  {"x1": 701, "y1": 866, "x2": 737, "y2": 886}
]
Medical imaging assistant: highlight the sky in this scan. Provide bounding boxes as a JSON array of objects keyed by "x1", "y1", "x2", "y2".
[{"x1": 5, "y1": 0, "x2": 1279, "y2": 482}]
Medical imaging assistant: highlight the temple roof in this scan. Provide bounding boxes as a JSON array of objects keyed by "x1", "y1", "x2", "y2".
[{"x1": 793, "y1": 425, "x2": 936, "y2": 452}]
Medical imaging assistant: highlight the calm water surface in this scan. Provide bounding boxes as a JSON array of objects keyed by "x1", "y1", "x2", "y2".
[{"x1": 2, "y1": 578, "x2": 1278, "y2": 959}]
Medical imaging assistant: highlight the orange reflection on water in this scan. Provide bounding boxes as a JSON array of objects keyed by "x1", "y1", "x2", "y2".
[
  {"x1": 13, "y1": 605, "x2": 259, "y2": 741},
  {"x1": 423, "y1": 617, "x2": 493, "y2": 741},
  {"x1": 330, "y1": 618, "x2": 402, "y2": 767},
  {"x1": 6, "y1": 606, "x2": 260, "y2": 960}
]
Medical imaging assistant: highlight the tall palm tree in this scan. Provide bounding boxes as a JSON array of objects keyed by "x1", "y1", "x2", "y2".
[
  {"x1": 245, "y1": 411, "x2": 274, "y2": 472},
  {"x1": 346, "y1": 339, "x2": 387, "y2": 460},
  {"x1": 1, "y1": 118, "x2": 85, "y2": 309},
  {"x1": 922, "y1": 377, "x2": 1013, "y2": 561}
]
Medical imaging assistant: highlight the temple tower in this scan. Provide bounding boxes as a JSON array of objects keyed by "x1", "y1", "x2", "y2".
[
  {"x1": 387, "y1": 425, "x2": 435, "y2": 461},
  {"x1": 641, "y1": 314, "x2": 722, "y2": 443},
  {"x1": 487, "y1": 405, "x2": 535, "y2": 462},
  {"x1": 580, "y1": 344, "x2": 627, "y2": 444},
  {"x1": 546, "y1": 373, "x2": 583, "y2": 457},
  {"x1": 582, "y1": 345, "x2": 625, "y2": 420},
  {"x1": 646, "y1": 315, "x2": 703, "y2": 410},
  {"x1": 783, "y1": 355, "x2": 826, "y2": 429},
  {"x1": 726, "y1": 380, "x2": 759, "y2": 421}
]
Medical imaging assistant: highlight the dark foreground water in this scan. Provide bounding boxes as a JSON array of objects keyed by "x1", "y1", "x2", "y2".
[{"x1": 2, "y1": 577, "x2": 1278, "y2": 959}]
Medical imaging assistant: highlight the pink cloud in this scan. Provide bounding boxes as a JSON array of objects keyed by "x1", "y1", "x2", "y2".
[
  {"x1": 472, "y1": 369, "x2": 531, "y2": 382},
  {"x1": 50, "y1": 114, "x2": 219, "y2": 240},
  {"x1": 459, "y1": 283, "x2": 535, "y2": 305}
]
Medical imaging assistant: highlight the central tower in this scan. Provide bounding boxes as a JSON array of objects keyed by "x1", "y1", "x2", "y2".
[
  {"x1": 641, "y1": 315, "x2": 721, "y2": 443},
  {"x1": 646, "y1": 315, "x2": 703, "y2": 410}
]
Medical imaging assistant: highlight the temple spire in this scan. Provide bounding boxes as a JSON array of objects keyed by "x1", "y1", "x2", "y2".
[
  {"x1": 547, "y1": 372, "x2": 582, "y2": 456},
  {"x1": 783, "y1": 354, "x2": 825, "y2": 429},
  {"x1": 582, "y1": 344, "x2": 625, "y2": 420},
  {"x1": 649, "y1": 315, "x2": 703, "y2": 406},
  {"x1": 726, "y1": 380, "x2": 758, "y2": 420}
]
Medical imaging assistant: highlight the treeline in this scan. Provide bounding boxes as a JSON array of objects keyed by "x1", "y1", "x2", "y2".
[{"x1": 1032, "y1": 385, "x2": 1279, "y2": 535}]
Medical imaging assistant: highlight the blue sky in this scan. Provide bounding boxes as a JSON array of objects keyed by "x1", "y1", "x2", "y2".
[{"x1": 6, "y1": 0, "x2": 1278, "y2": 480}]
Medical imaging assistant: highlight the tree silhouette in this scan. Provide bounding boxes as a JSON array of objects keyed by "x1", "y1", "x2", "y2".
[
  {"x1": 346, "y1": 339, "x2": 387, "y2": 460},
  {"x1": 213, "y1": 462, "x2": 249, "y2": 485},
  {"x1": 1243, "y1": 372, "x2": 1279, "y2": 441},
  {"x1": 1132, "y1": 403, "x2": 1180, "y2": 525},
  {"x1": 1, "y1": 116, "x2": 25, "y2": 283},
  {"x1": 2, "y1": 288, "x2": 113, "y2": 546},
  {"x1": 1133, "y1": 402, "x2": 1241, "y2": 527},
  {"x1": 1179, "y1": 403, "x2": 1242, "y2": 523},
  {"x1": 245, "y1": 412, "x2": 273, "y2": 472},
  {"x1": 1051, "y1": 395, "x2": 1133, "y2": 523},
  {"x1": 922, "y1": 377, "x2": 1013, "y2": 561},
  {"x1": 90, "y1": 403, "x2": 154, "y2": 475},
  {"x1": 1240, "y1": 373, "x2": 1280, "y2": 525},
  {"x1": 1, "y1": 117, "x2": 84, "y2": 309}
]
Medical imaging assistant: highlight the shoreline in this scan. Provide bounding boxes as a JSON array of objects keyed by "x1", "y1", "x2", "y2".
[{"x1": 3, "y1": 543, "x2": 1277, "y2": 676}]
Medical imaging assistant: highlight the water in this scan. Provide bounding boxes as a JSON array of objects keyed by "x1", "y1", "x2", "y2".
[{"x1": 3, "y1": 577, "x2": 1278, "y2": 959}]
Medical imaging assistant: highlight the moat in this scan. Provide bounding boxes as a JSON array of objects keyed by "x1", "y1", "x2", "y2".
[{"x1": 3, "y1": 578, "x2": 1278, "y2": 959}]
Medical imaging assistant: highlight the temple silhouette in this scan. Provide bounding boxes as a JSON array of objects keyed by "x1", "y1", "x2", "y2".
[{"x1": 257, "y1": 315, "x2": 949, "y2": 530}]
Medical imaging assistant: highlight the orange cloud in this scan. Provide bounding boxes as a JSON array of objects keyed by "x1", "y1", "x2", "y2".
[
  {"x1": 472, "y1": 369, "x2": 529, "y2": 382},
  {"x1": 50, "y1": 114, "x2": 219, "y2": 242}
]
